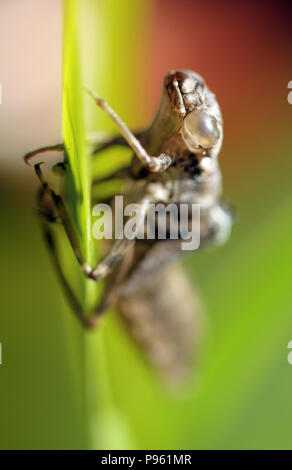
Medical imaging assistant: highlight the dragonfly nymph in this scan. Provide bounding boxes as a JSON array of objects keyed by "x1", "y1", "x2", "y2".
[{"x1": 25, "y1": 69, "x2": 233, "y2": 382}]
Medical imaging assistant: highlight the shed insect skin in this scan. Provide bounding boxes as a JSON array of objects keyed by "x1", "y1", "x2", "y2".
[{"x1": 24, "y1": 69, "x2": 233, "y2": 382}]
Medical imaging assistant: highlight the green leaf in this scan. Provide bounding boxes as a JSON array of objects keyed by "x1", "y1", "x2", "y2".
[
  {"x1": 63, "y1": 0, "x2": 93, "y2": 266},
  {"x1": 62, "y1": 0, "x2": 154, "y2": 449}
]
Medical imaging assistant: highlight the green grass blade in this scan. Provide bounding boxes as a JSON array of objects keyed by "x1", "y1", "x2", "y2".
[
  {"x1": 62, "y1": 0, "x2": 154, "y2": 450},
  {"x1": 63, "y1": 0, "x2": 92, "y2": 267}
]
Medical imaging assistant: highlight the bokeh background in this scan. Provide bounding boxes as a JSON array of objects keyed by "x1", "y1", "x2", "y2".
[{"x1": 0, "y1": 0, "x2": 292, "y2": 449}]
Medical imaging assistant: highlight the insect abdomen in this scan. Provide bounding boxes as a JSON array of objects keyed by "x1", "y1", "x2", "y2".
[{"x1": 116, "y1": 262, "x2": 202, "y2": 384}]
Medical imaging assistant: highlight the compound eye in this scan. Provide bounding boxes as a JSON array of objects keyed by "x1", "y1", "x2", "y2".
[{"x1": 182, "y1": 109, "x2": 220, "y2": 150}]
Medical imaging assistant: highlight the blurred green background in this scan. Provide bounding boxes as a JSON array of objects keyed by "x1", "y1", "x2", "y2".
[{"x1": 0, "y1": 0, "x2": 292, "y2": 450}]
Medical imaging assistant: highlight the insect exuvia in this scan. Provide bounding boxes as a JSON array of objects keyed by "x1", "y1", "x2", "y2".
[{"x1": 25, "y1": 69, "x2": 233, "y2": 382}]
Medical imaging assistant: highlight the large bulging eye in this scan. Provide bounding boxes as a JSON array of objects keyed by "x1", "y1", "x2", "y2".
[{"x1": 182, "y1": 109, "x2": 220, "y2": 150}]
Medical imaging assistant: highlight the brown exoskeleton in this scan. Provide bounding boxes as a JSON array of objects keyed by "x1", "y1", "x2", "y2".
[{"x1": 25, "y1": 70, "x2": 232, "y2": 382}]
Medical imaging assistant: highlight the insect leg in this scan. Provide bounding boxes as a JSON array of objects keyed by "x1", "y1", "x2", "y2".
[
  {"x1": 41, "y1": 218, "x2": 112, "y2": 328},
  {"x1": 38, "y1": 187, "x2": 116, "y2": 328},
  {"x1": 42, "y1": 220, "x2": 89, "y2": 327},
  {"x1": 91, "y1": 130, "x2": 146, "y2": 155},
  {"x1": 34, "y1": 162, "x2": 153, "y2": 282},
  {"x1": 85, "y1": 88, "x2": 172, "y2": 173},
  {"x1": 90, "y1": 195, "x2": 152, "y2": 281},
  {"x1": 34, "y1": 163, "x2": 92, "y2": 275},
  {"x1": 24, "y1": 144, "x2": 64, "y2": 165},
  {"x1": 34, "y1": 161, "x2": 113, "y2": 277},
  {"x1": 24, "y1": 131, "x2": 141, "y2": 167},
  {"x1": 37, "y1": 188, "x2": 90, "y2": 327}
]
